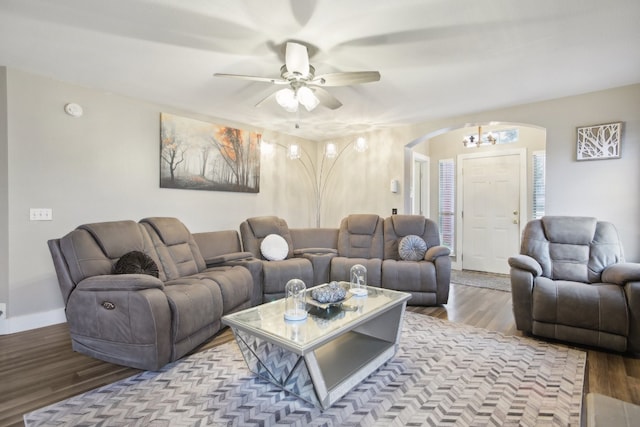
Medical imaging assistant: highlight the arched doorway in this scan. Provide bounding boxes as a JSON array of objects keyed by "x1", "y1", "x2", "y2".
[{"x1": 404, "y1": 122, "x2": 546, "y2": 273}]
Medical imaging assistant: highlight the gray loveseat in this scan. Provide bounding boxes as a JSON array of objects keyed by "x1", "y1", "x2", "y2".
[
  {"x1": 509, "y1": 216, "x2": 640, "y2": 354},
  {"x1": 48, "y1": 217, "x2": 254, "y2": 370}
]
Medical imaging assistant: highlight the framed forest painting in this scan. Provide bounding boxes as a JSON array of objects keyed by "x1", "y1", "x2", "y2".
[
  {"x1": 160, "y1": 113, "x2": 260, "y2": 192},
  {"x1": 576, "y1": 122, "x2": 622, "y2": 161}
]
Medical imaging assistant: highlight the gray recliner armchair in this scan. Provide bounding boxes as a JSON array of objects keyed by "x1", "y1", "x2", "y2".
[{"x1": 509, "y1": 216, "x2": 640, "y2": 354}]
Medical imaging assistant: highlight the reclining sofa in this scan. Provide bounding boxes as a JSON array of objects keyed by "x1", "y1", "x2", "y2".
[
  {"x1": 48, "y1": 217, "x2": 254, "y2": 370},
  {"x1": 49, "y1": 213, "x2": 451, "y2": 370},
  {"x1": 509, "y1": 216, "x2": 640, "y2": 354}
]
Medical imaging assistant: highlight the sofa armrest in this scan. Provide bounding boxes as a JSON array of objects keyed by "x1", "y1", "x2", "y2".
[
  {"x1": 300, "y1": 251, "x2": 338, "y2": 285},
  {"x1": 424, "y1": 245, "x2": 450, "y2": 261},
  {"x1": 625, "y1": 282, "x2": 640, "y2": 355},
  {"x1": 204, "y1": 251, "x2": 254, "y2": 266},
  {"x1": 294, "y1": 247, "x2": 338, "y2": 256},
  {"x1": 508, "y1": 254, "x2": 542, "y2": 277},
  {"x1": 508, "y1": 255, "x2": 540, "y2": 333},
  {"x1": 602, "y1": 263, "x2": 640, "y2": 285},
  {"x1": 76, "y1": 274, "x2": 164, "y2": 292}
]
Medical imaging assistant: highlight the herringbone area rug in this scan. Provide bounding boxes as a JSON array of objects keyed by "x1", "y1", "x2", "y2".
[{"x1": 24, "y1": 312, "x2": 585, "y2": 426}]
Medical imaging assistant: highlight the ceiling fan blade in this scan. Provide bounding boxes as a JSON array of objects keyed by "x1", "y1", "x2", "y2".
[
  {"x1": 313, "y1": 87, "x2": 343, "y2": 110},
  {"x1": 255, "y1": 91, "x2": 278, "y2": 108},
  {"x1": 285, "y1": 42, "x2": 310, "y2": 76},
  {"x1": 214, "y1": 73, "x2": 288, "y2": 85},
  {"x1": 310, "y1": 71, "x2": 381, "y2": 87}
]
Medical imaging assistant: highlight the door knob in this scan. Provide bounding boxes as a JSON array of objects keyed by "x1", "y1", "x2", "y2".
[
  {"x1": 513, "y1": 219, "x2": 519, "y2": 224},
  {"x1": 513, "y1": 210, "x2": 518, "y2": 215}
]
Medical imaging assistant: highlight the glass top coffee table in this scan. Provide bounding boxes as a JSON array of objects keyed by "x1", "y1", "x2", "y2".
[{"x1": 222, "y1": 284, "x2": 411, "y2": 409}]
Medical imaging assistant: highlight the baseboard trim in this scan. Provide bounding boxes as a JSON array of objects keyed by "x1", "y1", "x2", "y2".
[{"x1": 0, "y1": 307, "x2": 66, "y2": 335}]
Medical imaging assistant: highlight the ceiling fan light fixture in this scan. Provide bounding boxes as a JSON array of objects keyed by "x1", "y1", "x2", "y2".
[
  {"x1": 297, "y1": 86, "x2": 319, "y2": 111},
  {"x1": 276, "y1": 88, "x2": 298, "y2": 112}
]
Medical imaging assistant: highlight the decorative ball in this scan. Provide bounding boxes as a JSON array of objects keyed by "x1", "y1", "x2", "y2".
[{"x1": 311, "y1": 281, "x2": 347, "y2": 303}]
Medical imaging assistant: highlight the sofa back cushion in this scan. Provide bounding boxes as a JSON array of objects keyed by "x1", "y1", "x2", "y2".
[
  {"x1": 521, "y1": 216, "x2": 624, "y2": 283},
  {"x1": 383, "y1": 215, "x2": 441, "y2": 260},
  {"x1": 192, "y1": 230, "x2": 243, "y2": 259},
  {"x1": 59, "y1": 220, "x2": 162, "y2": 284},
  {"x1": 337, "y1": 214, "x2": 384, "y2": 259},
  {"x1": 240, "y1": 216, "x2": 294, "y2": 260},
  {"x1": 290, "y1": 228, "x2": 339, "y2": 251},
  {"x1": 140, "y1": 217, "x2": 206, "y2": 280}
]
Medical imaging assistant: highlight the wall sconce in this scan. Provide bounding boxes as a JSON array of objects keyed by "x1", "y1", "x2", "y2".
[{"x1": 390, "y1": 179, "x2": 399, "y2": 193}]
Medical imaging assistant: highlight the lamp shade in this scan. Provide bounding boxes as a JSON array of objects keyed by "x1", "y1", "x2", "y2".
[
  {"x1": 287, "y1": 143, "x2": 301, "y2": 160},
  {"x1": 297, "y1": 86, "x2": 320, "y2": 111},
  {"x1": 276, "y1": 88, "x2": 298, "y2": 112},
  {"x1": 354, "y1": 137, "x2": 368, "y2": 152},
  {"x1": 325, "y1": 142, "x2": 337, "y2": 158}
]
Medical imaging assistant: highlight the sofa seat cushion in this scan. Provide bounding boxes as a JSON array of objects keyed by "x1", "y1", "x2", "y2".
[
  {"x1": 261, "y1": 258, "x2": 313, "y2": 297},
  {"x1": 330, "y1": 257, "x2": 382, "y2": 287},
  {"x1": 199, "y1": 266, "x2": 253, "y2": 314},
  {"x1": 381, "y1": 259, "x2": 437, "y2": 293},
  {"x1": 532, "y1": 277, "x2": 629, "y2": 336},
  {"x1": 163, "y1": 279, "x2": 224, "y2": 359}
]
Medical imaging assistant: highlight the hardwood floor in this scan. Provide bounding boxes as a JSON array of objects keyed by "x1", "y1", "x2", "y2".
[{"x1": 1, "y1": 283, "x2": 639, "y2": 426}]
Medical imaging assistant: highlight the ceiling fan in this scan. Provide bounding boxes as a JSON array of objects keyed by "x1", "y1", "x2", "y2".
[{"x1": 214, "y1": 41, "x2": 381, "y2": 112}]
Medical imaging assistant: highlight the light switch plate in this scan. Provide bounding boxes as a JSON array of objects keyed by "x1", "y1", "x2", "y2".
[{"x1": 30, "y1": 208, "x2": 53, "y2": 221}]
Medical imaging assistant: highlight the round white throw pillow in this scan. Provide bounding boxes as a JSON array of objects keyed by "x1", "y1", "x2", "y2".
[
  {"x1": 260, "y1": 234, "x2": 289, "y2": 261},
  {"x1": 398, "y1": 235, "x2": 427, "y2": 261}
]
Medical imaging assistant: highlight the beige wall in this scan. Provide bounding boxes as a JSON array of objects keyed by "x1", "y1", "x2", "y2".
[
  {"x1": 322, "y1": 84, "x2": 640, "y2": 264},
  {"x1": 2, "y1": 68, "x2": 316, "y2": 330},
  {"x1": 2, "y1": 66, "x2": 638, "y2": 333}
]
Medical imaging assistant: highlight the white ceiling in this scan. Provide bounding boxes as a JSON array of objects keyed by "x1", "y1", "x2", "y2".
[{"x1": 1, "y1": 0, "x2": 639, "y2": 141}]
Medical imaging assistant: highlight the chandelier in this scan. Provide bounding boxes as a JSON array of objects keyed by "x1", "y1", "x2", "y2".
[{"x1": 462, "y1": 126, "x2": 497, "y2": 148}]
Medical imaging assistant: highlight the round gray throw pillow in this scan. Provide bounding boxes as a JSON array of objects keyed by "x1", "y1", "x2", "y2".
[
  {"x1": 113, "y1": 251, "x2": 159, "y2": 278},
  {"x1": 398, "y1": 235, "x2": 427, "y2": 261}
]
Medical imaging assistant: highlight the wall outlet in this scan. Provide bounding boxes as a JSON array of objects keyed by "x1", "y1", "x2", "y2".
[
  {"x1": 0, "y1": 303, "x2": 6, "y2": 319},
  {"x1": 30, "y1": 208, "x2": 53, "y2": 221},
  {"x1": 392, "y1": 208, "x2": 398, "y2": 215}
]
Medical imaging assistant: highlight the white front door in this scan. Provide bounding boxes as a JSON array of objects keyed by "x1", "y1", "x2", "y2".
[{"x1": 461, "y1": 153, "x2": 521, "y2": 274}]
